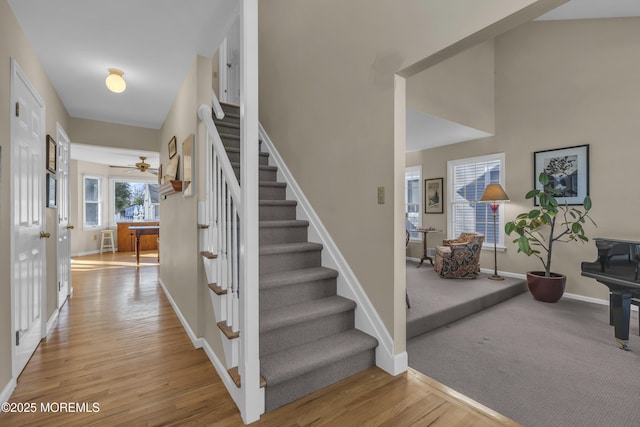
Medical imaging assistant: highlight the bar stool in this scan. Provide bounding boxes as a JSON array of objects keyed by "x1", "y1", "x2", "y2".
[{"x1": 100, "y1": 229, "x2": 115, "y2": 253}]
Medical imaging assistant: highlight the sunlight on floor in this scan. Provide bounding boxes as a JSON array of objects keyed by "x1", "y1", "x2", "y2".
[{"x1": 71, "y1": 251, "x2": 159, "y2": 271}]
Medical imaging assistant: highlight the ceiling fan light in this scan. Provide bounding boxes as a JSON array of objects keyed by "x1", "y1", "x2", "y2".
[{"x1": 105, "y1": 68, "x2": 126, "y2": 93}]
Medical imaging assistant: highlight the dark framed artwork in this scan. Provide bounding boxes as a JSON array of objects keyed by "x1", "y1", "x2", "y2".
[
  {"x1": 46, "y1": 173, "x2": 56, "y2": 208},
  {"x1": 46, "y1": 135, "x2": 57, "y2": 173},
  {"x1": 168, "y1": 136, "x2": 177, "y2": 159},
  {"x1": 534, "y1": 144, "x2": 589, "y2": 206},
  {"x1": 424, "y1": 177, "x2": 443, "y2": 214}
]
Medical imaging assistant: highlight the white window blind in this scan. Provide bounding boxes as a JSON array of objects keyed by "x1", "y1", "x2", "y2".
[
  {"x1": 448, "y1": 154, "x2": 505, "y2": 246},
  {"x1": 405, "y1": 166, "x2": 422, "y2": 240}
]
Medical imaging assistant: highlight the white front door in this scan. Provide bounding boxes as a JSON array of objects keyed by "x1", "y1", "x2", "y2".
[
  {"x1": 56, "y1": 125, "x2": 72, "y2": 308},
  {"x1": 11, "y1": 59, "x2": 47, "y2": 377}
]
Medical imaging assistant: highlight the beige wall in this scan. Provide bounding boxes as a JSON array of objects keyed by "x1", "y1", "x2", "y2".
[
  {"x1": 259, "y1": 0, "x2": 565, "y2": 355},
  {"x1": 158, "y1": 55, "x2": 225, "y2": 361},
  {"x1": 407, "y1": 40, "x2": 496, "y2": 134},
  {"x1": 408, "y1": 17, "x2": 640, "y2": 301},
  {"x1": 69, "y1": 117, "x2": 160, "y2": 151},
  {"x1": 0, "y1": 0, "x2": 70, "y2": 390}
]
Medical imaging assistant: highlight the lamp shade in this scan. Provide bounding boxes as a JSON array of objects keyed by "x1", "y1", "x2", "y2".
[
  {"x1": 480, "y1": 184, "x2": 510, "y2": 202},
  {"x1": 105, "y1": 68, "x2": 126, "y2": 93}
]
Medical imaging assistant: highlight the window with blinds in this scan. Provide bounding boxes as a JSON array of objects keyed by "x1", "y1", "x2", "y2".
[
  {"x1": 405, "y1": 166, "x2": 422, "y2": 240},
  {"x1": 447, "y1": 153, "x2": 505, "y2": 246}
]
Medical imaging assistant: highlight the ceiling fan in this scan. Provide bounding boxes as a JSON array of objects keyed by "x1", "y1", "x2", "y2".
[{"x1": 112, "y1": 156, "x2": 158, "y2": 175}]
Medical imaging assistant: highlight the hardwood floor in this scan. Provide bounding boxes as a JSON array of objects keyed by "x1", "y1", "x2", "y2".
[{"x1": 0, "y1": 252, "x2": 520, "y2": 426}]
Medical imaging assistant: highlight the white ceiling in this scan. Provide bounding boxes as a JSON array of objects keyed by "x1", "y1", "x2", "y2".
[
  {"x1": 8, "y1": 0, "x2": 237, "y2": 130},
  {"x1": 408, "y1": 0, "x2": 640, "y2": 152}
]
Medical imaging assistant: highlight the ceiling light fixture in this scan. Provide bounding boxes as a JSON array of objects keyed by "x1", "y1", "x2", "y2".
[{"x1": 105, "y1": 68, "x2": 126, "y2": 93}]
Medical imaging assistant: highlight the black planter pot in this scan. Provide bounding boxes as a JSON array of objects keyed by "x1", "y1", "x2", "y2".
[{"x1": 526, "y1": 271, "x2": 566, "y2": 303}]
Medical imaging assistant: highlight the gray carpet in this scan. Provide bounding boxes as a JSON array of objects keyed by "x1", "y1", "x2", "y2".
[
  {"x1": 408, "y1": 292, "x2": 640, "y2": 427},
  {"x1": 406, "y1": 260, "x2": 527, "y2": 338}
]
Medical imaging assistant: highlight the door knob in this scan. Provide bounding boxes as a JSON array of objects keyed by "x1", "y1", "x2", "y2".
[
  {"x1": 66, "y1": 225, "x2": 75, "y2": 230},
  {"x1": 39, "y1": 232, "x2": 51, "y2": 239}
]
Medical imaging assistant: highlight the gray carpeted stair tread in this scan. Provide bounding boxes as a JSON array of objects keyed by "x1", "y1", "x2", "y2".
[
  {"x1": 214, "y1": 120, "x2": 239, "y2": 129},
  {"x1": 260, "y1": 220, "x2": 309, "y2": 228},
  {"x1": 260, "y1": 329, "x2": 377, "y2": 386},
  {"x1": 260, "y1": 181, "x2": 286, "y2": 188},
  {"x1": 225, "y1": 146, "x2": 270, "y2": 158},
  {"x1": 260, "y1": 267, "x2": 338, "y2": 290},
  {"x1": 260, "y1": 242, "x2": 322, "y2": 255},
  {"x1": 231, "y1": 162, "x2": 277, "y2": 172},
  {"x1": 260, "y1": 199, "x2": 296, "y2": 207},
  {"x1": 260, "y1": 295, "x2": 355, "y2": 332},
  {"x1": 220, "y1": 132, "x2": 240, "y2": 140}
]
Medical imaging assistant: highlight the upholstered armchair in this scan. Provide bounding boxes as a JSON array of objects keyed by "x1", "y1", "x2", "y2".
[{"x1": 434, "y1": 233, "x2": 484, "y2": 279}]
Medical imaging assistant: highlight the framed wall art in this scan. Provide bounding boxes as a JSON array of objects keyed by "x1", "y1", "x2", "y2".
[
  {"x1": 168, "y1": 136, "x2": 177, "y2": 159},
  {"x1": 46, "y1": 173, "x2": 56, "y2": 208},
  {"x1": 533, "y1": 144, "x2": 589, "y2": 206},
  {"x1": 46, "y1": 135, "x2": 57, "y2": 173},
  {"x1": 424, "y1": 177, "x2": 443, "y2": 214}
]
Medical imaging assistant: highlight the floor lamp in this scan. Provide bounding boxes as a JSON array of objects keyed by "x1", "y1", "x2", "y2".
[{"x1": 480, "y1": 184, "x2": 510, "y2": 280}]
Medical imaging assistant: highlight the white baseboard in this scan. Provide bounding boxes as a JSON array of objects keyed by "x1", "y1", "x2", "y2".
[
  {"x1": 46, "y1": 308, "x2": 59, "y2": 335},
  {"x1": 198, "y1": 338, "x2": 246, "y2": 409},
  {"x1": 158, "y1": 279, "x2": 200, "y2": 348},
  {"x1": 1, "y1": 377, "x2": 16, "y2": 404},
  {"x1": 376, "y1": 350, "x2": 408, "y2": 376},
  {"x1": 479, "y1": 268, "x2": 526, "y2": 280},
  {"x1": 158, "y1": 278, "x2": 250, "y2": 415}
]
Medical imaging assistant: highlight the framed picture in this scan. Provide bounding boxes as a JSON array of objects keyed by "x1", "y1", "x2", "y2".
[
  {"x1": 534, "y1": 144, "x2": 589, "y2": 206},
  {"x1": 424, "y1": 177, "x2": 443, "y2": 214},
  {"x1": 46, "y1": 135, "x2": 57, "y2": 173},
  {"x1": 182, "y1": 133, "x2": 195, "y2": 196},
  {"x1": 46, "y1": 173, "x2": 56, "y2": 208},
  {"x1": 168, "y1": 136, "x2": 177, "y2": 159}
]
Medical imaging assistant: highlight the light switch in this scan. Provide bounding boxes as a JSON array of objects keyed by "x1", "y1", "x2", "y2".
[{"x1": 377, "y1": 186, "x2": 385, "y2": 204}]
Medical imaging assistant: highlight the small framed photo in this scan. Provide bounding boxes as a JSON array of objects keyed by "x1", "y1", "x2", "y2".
[
  {"x1": 46, "y1": 173, "x2": 56, "y2": 208},
  {"x1": 425, "y1": 177, "x2": 443, "y2": 214},
  {"x1": 534, "y1": 144, "x2": 589, "y2": 206},
  {"x1": 168, "y1": 136, "x2": 177, "y2": 159},
  {"x1": 46, "y1": 135, "x2": 57, "y2": 173}
]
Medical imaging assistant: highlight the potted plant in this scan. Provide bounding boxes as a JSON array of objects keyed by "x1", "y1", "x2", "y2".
[{"x1": 505, "y1": 172, "x2": 595, "y2": 302}]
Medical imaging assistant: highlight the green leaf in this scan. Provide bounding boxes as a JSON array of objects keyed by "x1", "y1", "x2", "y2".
[
  {"x1": 584, "y1": 196, "x2": 592, "y2": 210},
  {"x1": 525, "y1": 190, "x2": 540, "y2": 199},
  {"x1": 528, "y1": 209, "x2": 541, "y2": 218},
  {"x1": 578, "y1": 234, "x2": 588, "y2": 242},
  {"x1": 572, "y1": 223, "x2": 582, "y2": 233},
  {"x1": 538, "y1": 172, "x2": 550, "y2": 186},
  {"x1": 505, "y1": 222, "x2": 515, "y2": 235},
  {"x1": 518, "y1": 235, "x2": 531, "y2": 254}
]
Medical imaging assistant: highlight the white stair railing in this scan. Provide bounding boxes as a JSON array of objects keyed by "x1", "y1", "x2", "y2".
[
  {"x1": 199, "y1": 102, "x2": 241, "y2": 334},
  {"x1": 198, "y1": 87, "x2": 263, "y2": 422}
]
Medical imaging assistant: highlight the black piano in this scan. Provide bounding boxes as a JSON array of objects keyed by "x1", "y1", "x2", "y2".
[{"x1": 581, "y1": 237, "x2": 640, "y2": 350}]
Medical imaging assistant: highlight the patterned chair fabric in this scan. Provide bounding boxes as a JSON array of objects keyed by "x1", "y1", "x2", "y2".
[{"x1": 434, "y1": 233, "x2": 484, "y2": 279}]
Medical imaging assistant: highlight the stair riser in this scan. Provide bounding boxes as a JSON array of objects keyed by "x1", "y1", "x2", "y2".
[
  {"x1": 260, "y1": 278, "x2": 337, "y2": 311},
  {"x1": 260, "y1": 226, "x2": 308, "y2": 245},
  {"x1": 260, "y1": 311, "x2": 354, "y2": 357},
  {"x1": 260, "y1": 250, "x2": 321, "y2": 274},
  {"x1": 259, "y1": 185, "x2": 287, "y2": 200},
  {"x1": 264, "y1": 349, "x2": 376, "y2": 412},
  {"x1": 221, "y1": 104, "x2": 240, "y2": 115},
  {"x1": 214, "y1": 122, "x2": 240, "y2": 136},
  {"x1": 259, "y1": 205, "x2": 297, "y2": 221},
  {"x1": 221, "y1": 136, "x2": 240, "y2": 150},
  {"x1": 226, "y1": 151, "x2": 270, "y2": 166},
  {"x1": 260, "y1": 168, "x2": 277, "y2": 182}
]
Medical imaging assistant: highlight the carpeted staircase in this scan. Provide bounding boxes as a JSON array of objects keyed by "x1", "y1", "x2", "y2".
[{"x1": 213, "y1": 103, "x2": 378, "y2": 411}]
